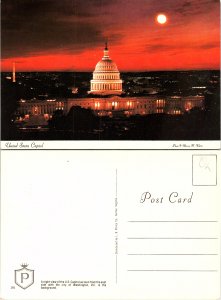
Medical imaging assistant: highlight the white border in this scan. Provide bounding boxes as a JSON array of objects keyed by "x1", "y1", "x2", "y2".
[{"x1": 1, "y1": 140, "x2": 220, "y2": 150}]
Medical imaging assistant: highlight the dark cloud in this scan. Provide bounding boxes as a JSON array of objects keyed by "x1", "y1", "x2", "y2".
[
  {"x1": 183, "y1": 1, "x2": 192, "y2": 7},
  {"x1": 145, "y1": 44, "x2": 174, "y2": 52},
  {"x1": 200, "y1": 42, "x2": 220, "y2": 49},
  {"x1": 173, "y1": 0, "x2": 219, "y2": 16},
  {"x1": 1, "y1": 0, "x2": 111, "y2": 19},
  {"x1": 145, "y1": 41, "x2": 219, "y2": 53},
  {"x1": 1, "y1": 0, "x2": 113, "y2": 58},
  {"x1": 2, "y1": 21, "x2": 103, "y2": 58},
  {"x1": 174, "y1": 0, "x2": 192, "y2": 15}
]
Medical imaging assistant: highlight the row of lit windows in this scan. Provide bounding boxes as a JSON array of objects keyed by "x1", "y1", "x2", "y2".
[
  {"x1": 94, "y1": 74, "x2": 119, "y2": 80},
  {"x1": 136, "y1": 104, "x2": 154, "y2": 109},
  {"x1": 98, "y1": 65, "x2": 116, "y2": 70},
  {"x1": 91, "y1": 109, "x2": 173, "y2": 116},
  {"x1": 91, "y1": 83, "x2": 122, "y2": 90},
  {"x1": 156, "y1": 99, "x2": 166, "y2": 107}
]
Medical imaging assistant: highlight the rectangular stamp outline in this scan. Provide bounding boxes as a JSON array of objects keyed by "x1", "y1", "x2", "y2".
[{"x1": 192, "y1": 154, "x2": 217, "y2": 186}]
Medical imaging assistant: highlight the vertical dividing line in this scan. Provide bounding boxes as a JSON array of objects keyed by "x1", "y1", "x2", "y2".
[
  {"x1": 116, "y1": 255, "x2": 118, "y2": 284},
  {"x1": 116, "y1": 168, "x2": 118, "y2": 198},
  {"x1": 115, "y1": 168, "x2": 118, "y2": 284}
]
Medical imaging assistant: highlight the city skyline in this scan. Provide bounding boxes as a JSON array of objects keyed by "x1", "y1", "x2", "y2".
[{"x1": 1, "y1": 0, "x2": 220, "y2": 72}]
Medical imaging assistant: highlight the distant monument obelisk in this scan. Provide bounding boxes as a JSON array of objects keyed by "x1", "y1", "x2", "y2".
[{"x1": 12, "y1": 62, "x2": 16, "y2": 83}]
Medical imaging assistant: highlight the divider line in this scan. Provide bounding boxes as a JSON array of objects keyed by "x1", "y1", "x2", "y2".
[
  {"x1": 128, "y1": 220, "x2": 218, "y2": 223},
  {"x1": 115, "y1": 168, "x2": 118, "y2": 284},
  {"x1": 127, "y1": 270, "x2": 218, "y2": 272},
  {"x1": 127, "y1": 237, "x2": 218, "y2": 239},
  {"x1": 127, "y1": 253, "x2": 218, "y2": 255}
]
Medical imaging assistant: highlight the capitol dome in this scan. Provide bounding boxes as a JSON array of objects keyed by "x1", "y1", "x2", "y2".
[
  {"x1": 94, "y1": 59, "x2": 118, "y2": 72},
  {"x1": 89, "y1": 43, "x2": 123, "y2": 95}
]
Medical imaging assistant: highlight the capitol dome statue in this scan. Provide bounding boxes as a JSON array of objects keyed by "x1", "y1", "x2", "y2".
[{"x1": 89, "y1": 43, "x2": 123, "y2": 95}]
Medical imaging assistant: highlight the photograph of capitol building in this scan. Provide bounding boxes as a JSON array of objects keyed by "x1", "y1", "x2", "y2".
[
  {"x1": 1, "y1": 0, "x2": 220, "y2": 141},
  {"x1": 16, "y1": 45, "x2": 204, "y2": 119}
]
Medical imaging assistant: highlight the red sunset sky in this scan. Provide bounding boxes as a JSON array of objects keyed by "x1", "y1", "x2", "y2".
[{"x1": 1, "y1": 0, "x2": 220, "y2": 71}]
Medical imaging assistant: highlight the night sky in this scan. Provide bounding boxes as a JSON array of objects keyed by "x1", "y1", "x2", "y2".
[{"x1": 1, "y1": 0, "x2": 220, "y2": 71}]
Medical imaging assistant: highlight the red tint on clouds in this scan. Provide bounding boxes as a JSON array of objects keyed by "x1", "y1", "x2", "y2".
[
  {"x1": 2, "y1": 49, "x2": 219, "y2": 72},
  {"x1": 1, "y1": 0, "x2": 220, "y2": 71},
  {"x1": 2, "y1": 34, "x2": 220, "y2": 72},
  {"x1": 1, "y1": 53, "x2": 97, "y2": 72}
]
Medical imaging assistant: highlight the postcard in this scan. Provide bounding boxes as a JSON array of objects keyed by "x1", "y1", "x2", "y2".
[
  {"x1": 0, "y1": 0, "x2": 220, "y2": 299},
  {"x1": 0, "y1": 150, "x2": 220, "y2": 299}
]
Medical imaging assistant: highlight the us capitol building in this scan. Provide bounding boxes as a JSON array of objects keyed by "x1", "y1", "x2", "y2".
[
  {"x1": 89, "y1": 42, "x2": 123, "y2": 95},
  {"x1": 17, "y1": 44, "x2": 204, "y2": 122}
]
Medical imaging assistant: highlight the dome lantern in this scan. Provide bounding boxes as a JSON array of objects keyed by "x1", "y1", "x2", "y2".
[{"x1": 103, "y1": 42, "x2": 109, "y2": 59}]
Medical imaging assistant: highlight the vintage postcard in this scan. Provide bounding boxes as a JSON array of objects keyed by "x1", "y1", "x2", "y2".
[{"x1": 0, "y1": 0, "x2": 220, "y2": 300}]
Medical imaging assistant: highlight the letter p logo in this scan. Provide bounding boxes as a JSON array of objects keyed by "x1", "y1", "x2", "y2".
[
  {"x1": 21, "y1": 272, "x2": 29, "y2": 283},
  {"x1": 15, "y1": 264, "x2": 34, "y2": 289}
]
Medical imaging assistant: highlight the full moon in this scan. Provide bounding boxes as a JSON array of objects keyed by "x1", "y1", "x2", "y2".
[{"x1": 157, "y1": 14, "x2": 167, "y2": 24}]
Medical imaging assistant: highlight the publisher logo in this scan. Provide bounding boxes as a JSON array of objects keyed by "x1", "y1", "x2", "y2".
[{"x1": 14, "y1": 264, "x2": 34, "y2": 289}]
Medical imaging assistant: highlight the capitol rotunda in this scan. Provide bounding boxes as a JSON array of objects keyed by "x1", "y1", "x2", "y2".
[{"x1": 89, "y1": 43, "x2": 123, "y2": 95}]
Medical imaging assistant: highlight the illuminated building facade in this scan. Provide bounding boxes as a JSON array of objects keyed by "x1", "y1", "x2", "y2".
[
  {"x1": 89, "y1": 43, "x2": 123, "y2": 95},
  {"x1": 16, "y1": 45, "x2": 205, "y2": 123},
  {"x1": 17, "y1": 95, "x2": 204, "y2": 120}
]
